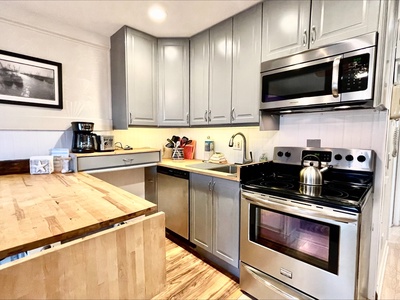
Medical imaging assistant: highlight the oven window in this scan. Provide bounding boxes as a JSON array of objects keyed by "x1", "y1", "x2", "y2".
[
  {"x1": 262, "y1": 62, "x2": 333, "y2": 102},
  {"x1": 249, "y1": 204, "x2": 339, "y2": 274}
]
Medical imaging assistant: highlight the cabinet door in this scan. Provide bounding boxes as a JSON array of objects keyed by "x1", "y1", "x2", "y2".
[
  {"x1": 190, "y1": 30, "x2": 210, "y2": 126},
  {"x1": 158, "y1": 39, "x2": 190, "y2": 127},
  {"x1": 190, "y1": 173, "x2": 213, "y2": 252},
  {"x1": 212, "y1": 178, "x2": 240, "y2": 267},
  {"x1": 111, "y1": 27, "x2": 129, "y2": 129},
  {"x1": 262, "y1": 0, "x2": 311, "y2": 61},
  {"x1": 126, "y1": 28, "x2": 158, "y2": 126},
  {"x1": 232, "y1": 4, "x2": 262, "y2": 124},
  {"x1": 209, "y1": 19, "x2": 233, "y2": 125},
  {"x1": 310, "y1": 0, "x2": 380, "y2": 49}
]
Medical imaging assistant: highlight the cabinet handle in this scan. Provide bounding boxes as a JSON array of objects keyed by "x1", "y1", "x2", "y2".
[
  {"x1": 231, "y1": 107, "x2": 236, "y2": 121},
  {"x1": 123, "y1": 158, "x2": 134, "y2": 164},
  {"x1": 208, "y1": 110, "x2": 211, "y2": 122},
  {"x1": 129, "y1": 112, "x2": 132, "y2": 124},
  {"x1": 204, "y1": 110, "x2": 208, "y2": 122},
  {"x1": 311, "y1": 26, "x2": 316, "y2": 44},
  {"x1": 186, "y1": 112, "x2": 189, "y2": 124},
  {"x1": 208, "y1": 181, "x2": 213, "y2": 191},
  {"x1": 302, "y1": 29, "x2": 308, "y2": 47}
]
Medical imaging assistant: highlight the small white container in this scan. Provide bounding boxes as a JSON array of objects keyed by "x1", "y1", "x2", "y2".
[{"x1": 30, "y1": 156, "x2": 54, "y2": 175}]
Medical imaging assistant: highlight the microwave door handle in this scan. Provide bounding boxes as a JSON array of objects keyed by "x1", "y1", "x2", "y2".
[{"x1": 332, "y1": 56, "x2": 341, "y2": 98}]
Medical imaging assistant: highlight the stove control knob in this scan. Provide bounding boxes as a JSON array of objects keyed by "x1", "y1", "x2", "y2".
[
  {"x1": 357, "y1": 155, "x2": 366, "y2": 162},
  {"x1": 285, "y1": 152, "x2": 291, "y2": 158},
  {"x1": 345, "y1": 154, "x2": 354, "y2": 161},
  {"x1": 334, "y1": 154, "x2": 342, "y2": 160},
  {"x1": 277, "y1": 151, "x2": 284, "y2": 157}
]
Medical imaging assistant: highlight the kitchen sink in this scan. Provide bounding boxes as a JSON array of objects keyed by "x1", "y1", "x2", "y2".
[
  {"x1": 187, "y1": 162, "x2": 238, "y2": 174},
  {"x1": 210, "y1": 165, "x2": 238, "y2": 174},
  {"x1": 186, "y1": 162, "x2": 224, "y2": 170}
]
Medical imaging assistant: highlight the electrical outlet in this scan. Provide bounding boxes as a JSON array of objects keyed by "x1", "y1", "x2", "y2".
[{"x1": 233, "y1": 140, "x2": 242, "y2": 150}]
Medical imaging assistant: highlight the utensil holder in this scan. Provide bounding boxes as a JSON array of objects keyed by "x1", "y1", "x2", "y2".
[{"x1": 172, "y1": 148, "x2": 184, "y2": 160}]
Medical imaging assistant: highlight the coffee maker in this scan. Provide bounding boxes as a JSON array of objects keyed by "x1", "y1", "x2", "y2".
[{"x1": 71, "y1": 122, "x2": 96, "y2": 153}]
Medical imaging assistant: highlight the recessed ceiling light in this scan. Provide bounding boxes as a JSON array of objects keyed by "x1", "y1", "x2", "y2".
[{"x1": 148, "y1": 5, "x2": 167, "y2": 23}]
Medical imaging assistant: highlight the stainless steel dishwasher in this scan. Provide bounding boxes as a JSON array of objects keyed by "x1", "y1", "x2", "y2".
[{"x1": 157, "y1": 166, "x2": 189, "y2": 239}]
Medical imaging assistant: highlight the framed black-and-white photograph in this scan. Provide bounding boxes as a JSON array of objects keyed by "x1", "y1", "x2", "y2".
[{"x1": 0, "y1": 50, "x2": 62, "y2": 109}]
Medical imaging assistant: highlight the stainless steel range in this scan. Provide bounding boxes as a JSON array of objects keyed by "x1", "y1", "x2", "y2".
[{"x1": 239, "y1": 146, "x2": 375, "y2": 300}]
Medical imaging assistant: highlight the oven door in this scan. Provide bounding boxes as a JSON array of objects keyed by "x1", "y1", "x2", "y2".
[{"x1": 240, "y1": 191, "x2": 360, "y2": 300}]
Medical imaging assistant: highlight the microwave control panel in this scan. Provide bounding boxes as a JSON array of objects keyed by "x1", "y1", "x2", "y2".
[{"x1": 339, "y1": 53, "x2": 370, "y2": 93}]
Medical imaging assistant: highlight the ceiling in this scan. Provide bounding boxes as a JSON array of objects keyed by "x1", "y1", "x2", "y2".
[{"x1": 1, "y1": 0, "x2": 262, "y2": 38}]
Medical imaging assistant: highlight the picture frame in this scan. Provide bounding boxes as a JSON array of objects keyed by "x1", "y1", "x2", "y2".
[{"x1": 0, "y1": 50, "x2": 62, "y2": 109}]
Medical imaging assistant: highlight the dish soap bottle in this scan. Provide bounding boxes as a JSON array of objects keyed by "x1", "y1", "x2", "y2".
[{"x1": 204, "y1": 136, "x2": 214, "y2": 161}]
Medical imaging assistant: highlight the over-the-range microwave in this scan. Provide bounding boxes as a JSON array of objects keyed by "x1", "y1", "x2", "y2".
[{"x1": 260, "y1": 32, "x2": 377, "y2": 113}]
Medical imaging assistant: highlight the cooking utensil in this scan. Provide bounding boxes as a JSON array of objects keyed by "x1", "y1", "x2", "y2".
[
  {"x1": 299, "y1": 154, "x2": 331, "y2": 186},
  {"x1": 166, "y1": 138, "x2": 175, "y2": 148}
]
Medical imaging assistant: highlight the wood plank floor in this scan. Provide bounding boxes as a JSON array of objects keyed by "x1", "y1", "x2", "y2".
[{"x1": 152, "y1": 238, "x2": 250, "y2": 300}]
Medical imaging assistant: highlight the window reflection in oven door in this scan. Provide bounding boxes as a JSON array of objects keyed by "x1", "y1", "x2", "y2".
[
  {"x1": 252, "y1": 205, "x2": 339, "y2": 274},
  {"x1": 240, "y1": 191, "x2": 360, "y2": 300}
]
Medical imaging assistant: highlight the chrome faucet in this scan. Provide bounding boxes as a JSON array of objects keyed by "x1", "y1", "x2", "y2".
[{"x1": 228, "y1": 132, "x2": 253, "y2": 164}]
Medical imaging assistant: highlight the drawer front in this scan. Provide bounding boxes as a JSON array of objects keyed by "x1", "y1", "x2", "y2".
[{"x1": 77, "y1": 152, "x2": 160, "y2": 171}]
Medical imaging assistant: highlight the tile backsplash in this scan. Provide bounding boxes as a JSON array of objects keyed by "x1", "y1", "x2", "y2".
[{"x1": 0, "y1": 109, "x2": 387, "y2": 165}]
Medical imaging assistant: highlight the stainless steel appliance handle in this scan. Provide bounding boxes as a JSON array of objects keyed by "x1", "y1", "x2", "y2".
[
  {"x1": 242, "y1": 191, "x2": 358, "y2": 224},
  {"x1": 242, "y1": 263, "x2": 315, "y2": 300},
  {"x1": 332, "y1": 56, "x2": 341, "y2": 97}
]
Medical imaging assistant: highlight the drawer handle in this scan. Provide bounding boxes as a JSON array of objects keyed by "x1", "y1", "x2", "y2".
[{"x1": 123, "y1": 158, "x2": 134, "y2": 164}]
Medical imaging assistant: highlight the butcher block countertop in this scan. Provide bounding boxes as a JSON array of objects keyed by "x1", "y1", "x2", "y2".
[{"x1": 0, "y1": 172, "x2": 156, "y2": 260}]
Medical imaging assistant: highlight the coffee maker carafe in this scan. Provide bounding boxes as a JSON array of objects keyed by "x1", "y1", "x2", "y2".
[{"x1": 71, "y1": 122, "x2": 96, "y2": 153}]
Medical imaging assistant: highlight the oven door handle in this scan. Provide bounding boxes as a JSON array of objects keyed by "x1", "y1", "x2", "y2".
[
  {"x1": 242, "y1": 263, "x2": 315, "y2": 300},
  {"x1": 242, "y1": 192, "x2": 358, "y2": 224}
]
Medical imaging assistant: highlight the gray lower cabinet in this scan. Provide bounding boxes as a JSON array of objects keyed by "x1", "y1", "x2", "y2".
[{"x1": 190, "y1": 173, "x2": 239, "y2": 268}]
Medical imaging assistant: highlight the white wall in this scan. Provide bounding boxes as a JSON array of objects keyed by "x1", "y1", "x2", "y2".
[
  {"x1": 0, "y1": 9, "x2": 114, "y2": 160},
  {"x1": 0, "y1": 8, "x2": 112, "y2": 133}
]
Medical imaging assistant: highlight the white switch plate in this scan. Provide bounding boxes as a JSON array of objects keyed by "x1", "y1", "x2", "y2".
[{"x1": 233, "y1": 140, "x2": 242, "y2": 150}]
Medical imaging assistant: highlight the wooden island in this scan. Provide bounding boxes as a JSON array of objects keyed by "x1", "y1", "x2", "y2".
[{"x1": 0, "y1": 172, "x2": 166, "y2": 299}]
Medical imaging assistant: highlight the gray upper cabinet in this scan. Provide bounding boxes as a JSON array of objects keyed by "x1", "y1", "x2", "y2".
[
  {"x1": 208, "y1": 18, "x2": 233, "y2": 125},
  {"x1": 158, "y1": 39, "x2": 190, "y2": 127},
  {"x1": 190, "y1": 11, "x2": 261, "y2": 126},
  {"x1": 111, "y1": 26, "x2": 158, "y2": 128},
  {"x1": 262, "y1": 0, "x2": 310, "y2": 61},
  {"x1": 231, "y1": 4, "x2": 262, "y2": 124},
  {"x1": 190, "y1": 30, "x2": 210, "y2": 126},
  {"x1": 190, "y1": 19, "x2": 233, "y2": 126},
  {"x1": 262, "y1": 0, "x2": 380, "y2": 62}
]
